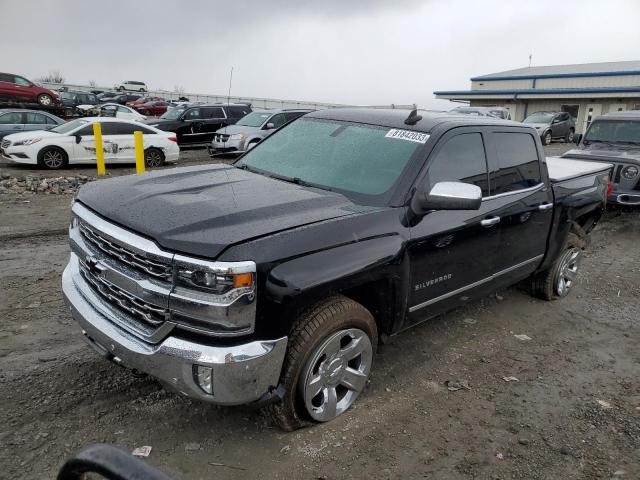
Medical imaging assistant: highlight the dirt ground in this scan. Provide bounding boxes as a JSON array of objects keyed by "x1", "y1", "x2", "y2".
[{"x1": 1, "y1": 143, "x2": 638, "y2": 479}]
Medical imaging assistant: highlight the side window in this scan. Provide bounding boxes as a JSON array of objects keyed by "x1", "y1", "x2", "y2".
[
  {"x1": 0, "y1": 73, "x2": 14, "y2": 82},
  {"x1": 228, "y1": 106, "x2": 250, "y2": 117},
  {"x1": 100, "y1": 123, "x2": 120, "y2": 136},
  {"x1": 0, "y1": 112, "x2": 23, "y2": 124},
  {"x1": 113, "y1": 123, "x2": 154, "y2": 135},
  {"x1": 77, "y1": 125, "x2": 95, "y2": 136},
  {"x1": 25, "y1": 113, "x2": 48, "y2": 124},
  {"x1": 14, "y1": 76, "x2": 31, "y2": 86},
  {"x1": 45, "y1": 116, "x2": 58, "y2": 125},
  {"x1": 269, "y1": 113, "x2": 287, "y2": 128},
  {"x1": 184, "y1": 108, "x2": 202, "y2": 120},
  {"x1": 202, "y1": 107, "x2": 225, "y2": 119},
  {"x1": 492, "y1": 133, "x2": 542, "y2": 195},
  {"x1": 427, "y1": 132, "x2": 489, "y2": 196},
  {"x1": 285, "y1": 112, "x2": 305, "y2": 123}
]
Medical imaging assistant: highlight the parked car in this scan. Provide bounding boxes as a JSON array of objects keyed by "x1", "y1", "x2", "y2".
[
  {"x1": 115, "y1": 80, "x2": 148, "y2": 92},
  {"x1": 147, "y1": 103, "x2": 252, "y2": 146},
  {"x1": 126, "y1": 96, "x2": 164, "y2": 108},
  {"x1": 0, "y1": 109, "x2": 64, "y2": 140},
  {"x1": 450, "y1": 106, "x2": 511, "y2": 120},
  {"x1": 209, "y1": 109, "x2": 311, "y2": 155},
  {"x1": 523, "y1": 111, "x2": 575, "y2": 145},
  {"x1": 0, "y1": 117, "x2": 178, "y2": 169},
  {"x1": 563, "y1": 110, "x2": 640, "y2": 205},
  {"x1": 61, "y1": 108, "x2": 610, "y2": 430},
  {"x1": 0, "y1": 72, "x2": 61, "y2": 107},
  {"x1": 96, "y1": 91, "x2": 119, "y2": 102},
  {"x1": 97, "y1": 103, "x2": 147, "y2": 121},
  {"x1": 135, "y1": 101, "x2": 170, "y2": 117},
  {"x1": 59, "y1": 90, "x2": 100, "y2": 117},
  {"x1": 106, "y1": 93, "x2": 144, "y2": 105}
]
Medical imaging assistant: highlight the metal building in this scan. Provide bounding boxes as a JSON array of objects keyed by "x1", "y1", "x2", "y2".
[{"x1": 434, "y1": 60, "x2": 640, "y2": 133}]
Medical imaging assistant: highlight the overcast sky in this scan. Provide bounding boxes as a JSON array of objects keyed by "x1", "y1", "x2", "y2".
[{"x1": 2, "y1": 0, "x2": 639, "y2": 108}]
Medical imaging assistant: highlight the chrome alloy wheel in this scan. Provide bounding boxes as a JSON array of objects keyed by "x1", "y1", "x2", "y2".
[
  {"x1": 556, "y1": 247, "x2": 582, "y2": 297},
  {"x1": 299, "y1": 328, "x2": 373, "y2": 422},
  {"x1": 43, "y1": 149, "x2": 64, "y2": 168},
  {"x1": 144, "y1": 149, "x2": 163, "y2": 167}
]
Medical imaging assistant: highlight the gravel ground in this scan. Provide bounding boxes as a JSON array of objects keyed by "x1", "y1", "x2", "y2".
[{"x1": 1, "y1": 142, "x2": 638, "y2": 479}]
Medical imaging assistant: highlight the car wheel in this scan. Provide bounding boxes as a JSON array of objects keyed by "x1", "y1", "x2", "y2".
[
  {"x1": 566, "y1": 129, "x2": 575, "y2": 143},
  {"x1": 38, "y1": 147, "x2": 68, "y2": 170},
  {"x1": 118, "y1": 86, "x2": 124, "y2": 91},
  {"x1": 529, "y1": 233, "x2": 585, "y2": 300},
  {"x1": 144, "y1": 147, "x2": 165, "y2": 167},
  {"x1": 267, "y1": 295, "x2": 377, "y2": 431},
  {"x1": 246, "y1": 139, "x2": 260, "y2": 150},
  {"x1": 37, "y1": 94, "x2": 53, "y2": 107},
  {"x1": 139, "y1": 88, "x2": 145, "y2": 92},
  {"x1": 542, "y1": 131, "x2": 552, "y2": 146}
]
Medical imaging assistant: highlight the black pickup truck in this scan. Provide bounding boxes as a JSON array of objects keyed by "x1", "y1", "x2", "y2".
[{"x1": 62, "y1": 109, "x2": 611, "y2": 431}]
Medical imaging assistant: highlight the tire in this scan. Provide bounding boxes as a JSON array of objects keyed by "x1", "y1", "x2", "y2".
[
  {"x1": 139, "y1": 88, "x2": 145, "y2": 92},
  {"x1": 144, "y1": 147, "x2": 165, "y2": 167},
  {"x1": 118, "y1": 86, "x2": 124, "y2": 91},
  {"x1": 37, "y1": 147, "x2": 68, "y2": 170},
  {"x1": 566, "y1": 128, "x2": 575, "y2": 143},
  {"x1": 541, "y1": 131, "x2": 552, "y2": 146},
  {"x1": 529, "y1": 233, "x2": 585, "y2": 301},
  {"x1": 37, "y1": 94, "x2": 53, "y2": 107},
  {"x1": 267, "y1": 295, "x2": 378, "y2": 431},
  {"x1": 246, "y1": 139, "x2": 260, "y2": 150}
]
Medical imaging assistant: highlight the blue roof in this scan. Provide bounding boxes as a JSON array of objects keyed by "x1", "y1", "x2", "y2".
[{"x1": 434, "y1": 86, "x2": 640, "y2": 97}]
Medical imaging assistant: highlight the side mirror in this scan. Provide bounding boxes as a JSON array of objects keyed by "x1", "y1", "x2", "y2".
[
  {"x1": 265, "y1": 122, "x2": 275, "y2": 130},
  {"x1": 574, "y1": 133, "x2": 583, "y2": 145},
  {"x1": 411, "y1": 181, "x2": 482, "y2": 215},
  {"x1": 75, "y1": 134, "x2": 82, "y2": 144}
]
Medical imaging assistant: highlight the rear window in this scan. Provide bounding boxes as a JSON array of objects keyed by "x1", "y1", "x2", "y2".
[{"x1": 492, "y1": 132, "x2": 542, "y2": 195}]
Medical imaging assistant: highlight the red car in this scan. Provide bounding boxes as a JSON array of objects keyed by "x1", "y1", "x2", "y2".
[
  {"x1": 135, "y1": 101, "x2": 170, "y2": 116},
  {"x1": 126, "y1": 96, "x2": 164, "y2": 108},
  {"x1": 0, "y1": 72, "x2": 60, "y2": 107}
]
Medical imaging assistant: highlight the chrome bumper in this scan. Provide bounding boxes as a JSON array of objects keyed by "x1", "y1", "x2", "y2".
[{"x1": 62, "y1": 259, "x2": 287, "y2": 405}]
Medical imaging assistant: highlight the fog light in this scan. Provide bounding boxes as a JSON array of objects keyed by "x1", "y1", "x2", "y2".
[{"x1": 194, "y1": 365, "x2": 213, "y2": 394}]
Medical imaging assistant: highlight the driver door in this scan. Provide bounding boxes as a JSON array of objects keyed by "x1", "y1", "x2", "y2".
[{"x1": 406, "y1": 128, "x2": 500, "y2": 328}]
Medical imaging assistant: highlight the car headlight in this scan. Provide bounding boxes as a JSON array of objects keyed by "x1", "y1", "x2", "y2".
[
  {"x1": 229, "y1": 133, "x2": 246, "y2": 141},
  {"x1": 622, "y1": 165, "x2": 639, "y2": 179},
  {"x1": 13, "y1": 138, "x2": 42, "y2": 146},
  {"x1": 177, "y1": 268, "x2": 253, "y2": 294}
]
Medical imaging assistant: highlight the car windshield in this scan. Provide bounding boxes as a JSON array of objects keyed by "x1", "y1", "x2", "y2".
[
  {"x1": 524, "y1": 112, "x2": 555, "y2": 124},
  {"x1": 237, "y1": 112, "x2": 272, "y2": 127},
  {"x1": 60, "y1": 92, "x2": 75, "y2": 100},
  {"x1": 584, "y1": 120, "x2": 640, "y2": 144},
  {"x1": 160, "y1": 109, "x2": 182, "y2": 120},
  {"x1": 237, "y1": 118, "x2": 425, "y2": 205},
  {"x1": 50, "y1": 118, "x2": 89, "y2": 134}
]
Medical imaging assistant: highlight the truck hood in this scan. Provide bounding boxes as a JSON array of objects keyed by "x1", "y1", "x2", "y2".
[
  {"x1": 76, "y1": 164, "x2": 364, "y2": 258},
  {"x1": 563, "y1": 144, "x2": 640, "y2": 165}
]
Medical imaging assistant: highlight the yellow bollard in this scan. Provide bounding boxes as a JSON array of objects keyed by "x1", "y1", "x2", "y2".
[
  {"x1": 93, "y1": 123, "x2": 106, "y2": 176},
  {"x1": 134, "y1": 130, "x2": 145, "y2": 174}
]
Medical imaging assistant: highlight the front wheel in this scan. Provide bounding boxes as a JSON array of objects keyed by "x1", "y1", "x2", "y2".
[
  {"x1": 267, "y1": 295, "x2": 377, "y2": 431},
  {"x1": 38, "y1": 147, "x2": 68, "y2": 170},
  {"x1": 37, "y1": 94, "x2": 53, "y2": 106},
  {"x1": 542, "y1": 131, "x2": 552, "y2": 145}
]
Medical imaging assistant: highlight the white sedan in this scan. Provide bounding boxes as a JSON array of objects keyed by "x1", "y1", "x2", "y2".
[
  {"x1": 76, "y1": 103, "x2": 147, "y2": 121},
  {"x1": 0, "y1": 117, "x2": 179, "y2": 169}
]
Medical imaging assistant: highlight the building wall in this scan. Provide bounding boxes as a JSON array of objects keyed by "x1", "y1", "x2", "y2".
[
  {"x1": 471, "y1": 74, "x2": 640, "y2": 91},
  {"x1": 470, "y1": 98, "x2": 640, "y2": 133}
]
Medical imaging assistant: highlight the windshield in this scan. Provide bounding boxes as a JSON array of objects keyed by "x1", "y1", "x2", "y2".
[
  {"x1": 60, "y1": 92, "x2": 75, "y2": 100},
  {"x1": 237, "y1": 112, "x2": 271, "y2": 127},
  {"x1": 237, "y1": 118, "x2": 425, "y2": 204},
  {"x1": 523, "y1": 112, "x2": 555, "y2": 124},
  {"x1": 160, "y1": 109, "x2": 182, "y2": 120},
  {"x1": 50, "y1": 119, "x2": 89, "y2": 134},
  {"x1": 584, "y1": 120, "x2": 640, "y2": 144}
]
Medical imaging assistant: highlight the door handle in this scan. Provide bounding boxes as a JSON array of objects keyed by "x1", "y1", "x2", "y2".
[
  {"x1": 480, "y1": 216, "x2": 501, "y2": 227},
  {"x1": 538, "y1": 202, "x2": 553, "y2": 211}
]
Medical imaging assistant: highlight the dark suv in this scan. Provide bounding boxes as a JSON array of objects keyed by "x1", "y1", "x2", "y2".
[
  {"x1": 523, "y1": 111, "x2": 575, "y2": 145},
  {"x1": 60, "y1": 90, "x2": 100, "y2": 116},
  {"x1": 148, "y1": 103, "x2": 252, "y2": 146}
]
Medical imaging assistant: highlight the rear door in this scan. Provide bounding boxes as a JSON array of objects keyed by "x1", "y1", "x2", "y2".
[
  {"x1": 483, "y1": 128, "x2": 553, "y2": 283},
  {"x1": 0, "y1": 111, "x2": 25, "y2": 137},
  {"x1": 0, "y1": 73, "x2": 15, "y2": 100},
  {"x1": 179, "y1": 107, "x2": 204, "y2": 144},
  {"x1": 200, "y1": 107, "x2": 227, "y2": 142},
  {"x1": 407, "y1": 127, "x2": 500, "y2": 326}
]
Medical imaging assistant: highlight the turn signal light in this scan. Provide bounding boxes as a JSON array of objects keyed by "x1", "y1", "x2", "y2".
[{"x1": 233, "y1": 273, "x2": 254, "y2": 288}]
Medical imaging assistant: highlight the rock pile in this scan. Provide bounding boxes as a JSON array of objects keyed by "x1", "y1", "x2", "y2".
[{"x1": 0, "y1": 173, "x2": 94, "y2": 195}]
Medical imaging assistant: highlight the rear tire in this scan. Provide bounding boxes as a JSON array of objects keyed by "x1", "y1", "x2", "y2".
[
  {"x1": 267, "y1": 295, "x2": 377, "y2": 431},
  {"x1": 37, "y1": 147, "x2": 68, "y2": 170},
  {"x1": 566, "y1": 128, "x2": 575, "y2": 143},
  {"x1": 144, "y1": 147, "x2": 165, "y2": 167},
  {"x1": 530, "y1": 233, "x2": 585, "y2": 300}
]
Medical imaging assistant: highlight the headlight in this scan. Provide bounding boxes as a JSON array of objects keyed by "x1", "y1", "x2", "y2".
[
  {"x1": 229, "y1": 133, "x2": 246, "y2": 141},
  {"x1": 13, "y1": 138, "x2": 42, "y2": 146},
  {"x1": 622, "y1": 165, "x2": 639, "y2": 179},
  {"x1": 178, "y1": 269, "x2": 253, "y2": 294}
]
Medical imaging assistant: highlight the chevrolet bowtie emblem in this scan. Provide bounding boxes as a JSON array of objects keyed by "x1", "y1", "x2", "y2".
[{"x1": 85, "y1": 256, "x2": 106, "y2": 277}]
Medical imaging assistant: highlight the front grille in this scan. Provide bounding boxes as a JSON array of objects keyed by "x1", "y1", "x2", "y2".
[
  {"x1": 80, "y1": 261, "x2": 168, "y2": 327},
  {"x1": 79, "y1": 222, "x2": 172, "y2": 280},
  {"x1": 1, "y1": 139, "x2": 10, "y2": 149},
  {"x1": 214, "y1": 134, "x2": 230, "y2": 142}
]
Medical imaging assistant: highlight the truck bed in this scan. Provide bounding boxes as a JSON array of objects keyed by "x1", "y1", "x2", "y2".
[{"x1": 546, "y1": 156, "x2": 612, "y2": 182}]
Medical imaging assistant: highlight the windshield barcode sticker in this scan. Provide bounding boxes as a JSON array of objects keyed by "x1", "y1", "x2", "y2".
[{"x1": 385, "y1": 129, "x2": 430, "y2": 143}]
